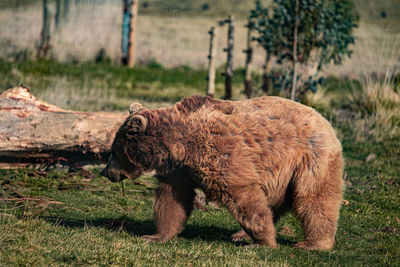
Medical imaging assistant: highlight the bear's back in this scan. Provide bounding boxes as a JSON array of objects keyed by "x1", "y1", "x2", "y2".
[
  {"x1": 196, "y1": 96, "x2": 341, "y2": 156},
  {"x1": 171, "y1": 95, "x2": 341, "y2": 155}
]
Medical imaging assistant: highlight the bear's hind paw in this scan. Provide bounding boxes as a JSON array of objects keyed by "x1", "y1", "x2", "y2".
[
  {"x1": 294, "y1": 240, "x2": 334, "y2": 251},
  {"x1": 141, "y1": 234, "x2": 164, "y2": 242}
]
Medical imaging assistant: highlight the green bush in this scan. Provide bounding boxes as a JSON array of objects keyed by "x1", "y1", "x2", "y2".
[{"x1": 249, "y1": 0, "x2": 359, "y2": 99}]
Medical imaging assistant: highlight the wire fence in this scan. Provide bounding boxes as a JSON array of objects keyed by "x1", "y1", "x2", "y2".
[
  {"x1": 0, "y1": 0, "x2": 398, "y2": 79},
  {"x1": 0, "y1": 0, "x2": 266, "y2": 68}
]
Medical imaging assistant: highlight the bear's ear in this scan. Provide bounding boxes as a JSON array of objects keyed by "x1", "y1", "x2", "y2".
[
  {"x1": 129, "y1": 102, "x2": 144, "y2": 115},
  {"x1": 125, "y1": 115, "x2": 147, "y2": 137}
]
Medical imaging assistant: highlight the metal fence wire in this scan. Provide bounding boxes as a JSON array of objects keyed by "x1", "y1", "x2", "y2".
[{"x1": 0, "y1": 0, "x2": 263, "y2": 68}]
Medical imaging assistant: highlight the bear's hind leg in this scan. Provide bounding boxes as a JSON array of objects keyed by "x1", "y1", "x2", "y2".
[
  {"x1": 293, "y1": 193, "x2": 341, "y2": 250},
  {"x1": 228, "y1": 186, "x2": 277, "y2": 248},
  {"x1": 293, "y1": 154, "x2": 343, "y2": 250},
  {"x1": 142, "y1": 172, "x2": 196, "y2": 242}
]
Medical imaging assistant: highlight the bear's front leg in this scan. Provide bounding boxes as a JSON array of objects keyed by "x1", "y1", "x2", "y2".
[
  {"x1": 227, "y1": 186, "x2": 277, "y2": 248},
  {"x1": 142, "y1": 173, "x2": 196, "y2": 242},
  {"x1": 231, "y1": 204, "x2": 290, "y2": 243}
]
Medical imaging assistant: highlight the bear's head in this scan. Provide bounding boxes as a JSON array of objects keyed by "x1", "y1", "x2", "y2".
[{"x1": 101, "y1": 102, "x2": 148, "y2": 182}]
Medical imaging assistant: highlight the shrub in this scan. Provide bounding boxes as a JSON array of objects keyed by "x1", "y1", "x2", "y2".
[{"x1": 249, "y1": 0, "x2": 359, "y2": 100}]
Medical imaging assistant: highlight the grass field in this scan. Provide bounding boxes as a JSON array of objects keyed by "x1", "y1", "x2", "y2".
[
  {"x1": 1, "y1": 0, "x2": 400, "y2": 266},
  {"x1": 0, "y1": 59, "x2": 247, "y2": 111}
]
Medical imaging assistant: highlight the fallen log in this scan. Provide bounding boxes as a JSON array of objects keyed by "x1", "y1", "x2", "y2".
[{"x1": 0, "y1": 85, "x2": 128, "y2": 168}]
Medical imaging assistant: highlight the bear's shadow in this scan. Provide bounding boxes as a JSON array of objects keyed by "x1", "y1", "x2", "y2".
[{"x1": 40, "y1": 216, "x2": 295, "y2": 247}]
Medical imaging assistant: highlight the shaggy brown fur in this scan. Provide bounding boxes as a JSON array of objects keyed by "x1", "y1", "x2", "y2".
[{"x1": 101, "y1": 95, "x2": 344, "y2": 250}]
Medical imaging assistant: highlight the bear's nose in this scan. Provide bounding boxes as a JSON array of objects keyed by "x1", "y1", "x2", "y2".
[{"x1": 100, "y1": 168, "x2": 108, "y2": 178}]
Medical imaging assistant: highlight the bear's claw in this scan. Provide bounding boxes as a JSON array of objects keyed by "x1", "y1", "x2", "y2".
[{"x1": 231, "y1": 229, "x2": 251, "y2": 242}]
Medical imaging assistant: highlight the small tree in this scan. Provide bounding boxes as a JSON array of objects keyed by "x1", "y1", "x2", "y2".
[
  {"x1": 249, "y1": 0, "x2": 359, "y2": 100},
  {"x1": 37, "y1": 0, "x2": 51, "y2": 59}
]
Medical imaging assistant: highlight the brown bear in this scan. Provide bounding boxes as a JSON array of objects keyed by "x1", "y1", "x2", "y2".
[{"x1": 101, "y1": 95, "x2": 344, "y2": 250}]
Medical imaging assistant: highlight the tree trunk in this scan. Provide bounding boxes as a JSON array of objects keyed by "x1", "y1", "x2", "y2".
[
  {"x1": 243, "y1": 24, "x2": 253, "y2": 99},
  {"x1": 290, "y1": 0, "x2": 299, "y2": 101},
  {"x1": 37, "y1": 0, "x2": 51, "y2": 58},
  {"x1": 0, "y1": 86, "x2": 127, "y2": 168},
  {"x1": 262, "y1": 53, "x2": 271, "y2": 94}
]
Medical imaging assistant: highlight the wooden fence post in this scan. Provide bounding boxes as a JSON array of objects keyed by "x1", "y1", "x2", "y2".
[
  {"x1": 221, "y1": 15, "x2": 234, "y2": 99},
  {"x1": 243, "y1": 24, "x2": 253, "y2": 99},
  {"x1": 206, "y1": 27, "x2": 218, "y2": 98},
  {"x1": 37, "y1": 0, "x2": 51, "y2": 58},
  {"x1": 122, "y1": 0, "x2": 139, "y2": 67}
]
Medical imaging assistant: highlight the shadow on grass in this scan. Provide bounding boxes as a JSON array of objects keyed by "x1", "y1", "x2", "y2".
[
  {"x1": 40, "y1": 216, "x2": 156, "y2": 237},
  {"x1": 39, "y1": 216, "x2": 296, "y2": 247}
]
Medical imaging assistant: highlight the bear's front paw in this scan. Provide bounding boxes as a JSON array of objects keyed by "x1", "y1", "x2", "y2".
[{"x1": 231, "y1": 229, "x2": 251, "y2": 242}]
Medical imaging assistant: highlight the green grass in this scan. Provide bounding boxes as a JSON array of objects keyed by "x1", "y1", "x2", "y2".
[
  {"x1": 1, "y1": 59, "x2": 373, "y2": 112},
  {"x1": 1, "y1": 130, "x2": 399, "y2": 266},
  {"x1": 0, "y1": 59, "x2": 246, "y2": 111}
]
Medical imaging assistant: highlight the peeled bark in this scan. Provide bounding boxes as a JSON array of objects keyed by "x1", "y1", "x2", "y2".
[{"x1": 0, "y1": 86, "x2": 127, "y2": 167}]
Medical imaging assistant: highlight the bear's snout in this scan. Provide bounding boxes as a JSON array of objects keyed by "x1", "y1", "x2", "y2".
[{"x1": 100, "y1": 167, "x2": 123, "y2": 182}]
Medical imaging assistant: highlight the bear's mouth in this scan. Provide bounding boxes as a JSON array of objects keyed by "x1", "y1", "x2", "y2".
[
  {"x1": 109, "y1": 173, "x2": 128, "y2": 183},
  {"x1": 101, "y1": 168, "x2": 129, "y2": 183},
  {"x1": 119, "y1": 173, "x2": 128, "y2": 181}
]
